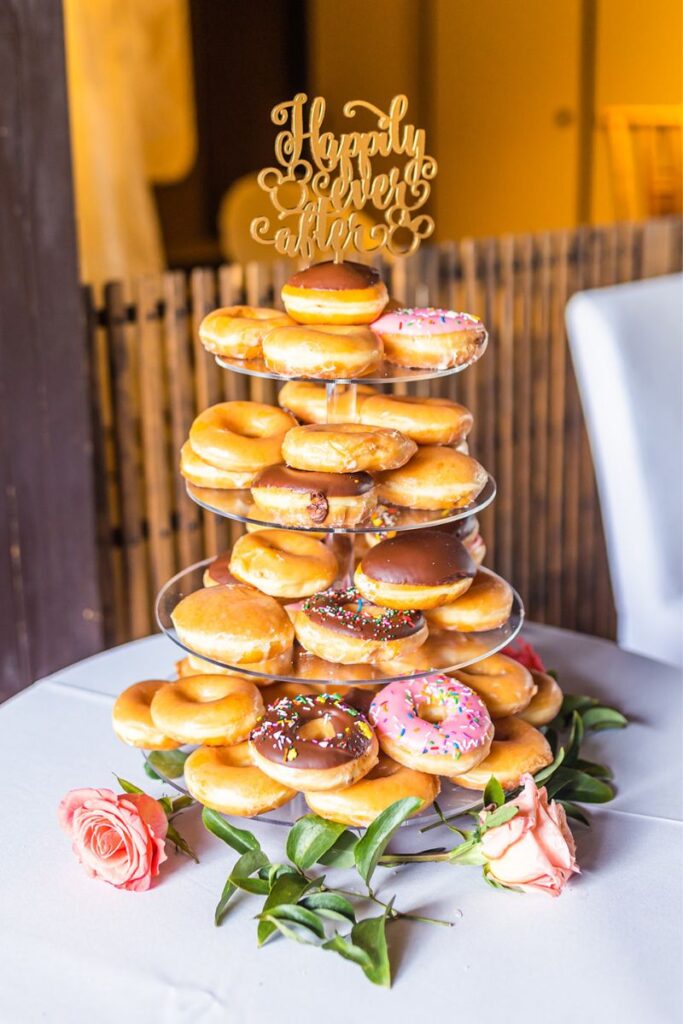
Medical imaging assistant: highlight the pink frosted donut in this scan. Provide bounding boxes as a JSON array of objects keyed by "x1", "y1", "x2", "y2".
[
  {"x1": 371, "y1": 307, "x2": 487, "y2": 369},
  {"x1": 369, "y1": 672, "x2": 494, "y2": 778}
]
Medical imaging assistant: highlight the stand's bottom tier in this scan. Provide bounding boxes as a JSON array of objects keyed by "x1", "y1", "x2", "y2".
[{"x1": 156, "y1": 557, "x2": 524, "y2": 685}]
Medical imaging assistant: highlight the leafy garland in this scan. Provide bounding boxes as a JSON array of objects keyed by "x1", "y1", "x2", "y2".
[{"x1": 134, "y1": 690, "x2": 627, "y2": 988}]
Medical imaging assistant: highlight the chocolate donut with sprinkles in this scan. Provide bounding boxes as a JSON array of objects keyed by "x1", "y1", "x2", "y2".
[
  {"x1": 369, "y1": 673, "x2": 494, "y2": 778},
  {"x1": 249, "y1": 693, "x2": 379, "y2": 791},
  {"x1": 293, "y1": 586, "x2": 428, "y2": 665}
]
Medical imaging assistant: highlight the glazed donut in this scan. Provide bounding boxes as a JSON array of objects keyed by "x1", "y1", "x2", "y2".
[
  {"x1": 371, "y1": 307, "x2": 486, "y2": 369},
  {"x1": 262, "y1": 681, "x2": 317, "y2": 705},
  {"x1": 150, "y1": 674, "x2": 264, "y2": 746},
  {"x1": 453, "y1": 653, "x2": 537, "y2": 718},
  {"x1": 359, "y1": 394, "x2": 473, "y2": 446},
  {"x1": 263, "y1": 324, "x2": 382, "y2": 379},
  {"x1": 294, "y1": 587, "x2": 428, "y2": 665},
  {"x1": 294, "y1": 651, "x2": 384, "y2": 685},
  {"x1": 228, "y1": 529, "x2": 338, "y2": 598},
  {"x1": 452, "y1": 716, "x2": 553, "y2": 791},
  {"x1": 189, "y1": 402, "x2": 296, "y2": 474},
  {"x1": 251, "y1": 466, "x2": 377, "y2": 528},
  {"x1": 171, "y1": 584, "x2": 294, "y2": 664},
  {"x1": 354, "y1": 529, "x2": 476, "y2": 610},
  {"x1": 517, "y1": 671, "x2": 563, "y2": 726},
  {"x1": 305, "y1": 754, "x2": 439, "y2": 827},
  {"x1": 281, "y1": 260, "x2": 388, "y2": 325},
  {"x1": 180, "y1": 441, "x2": 257, "y2": 490},
  {"x1": 425, "y1": 568, "x2": 513, "y2": 631},
  {"x1": 181, "y1": 648, "x2": 295, "y2": 681},
  {"x1": 202, "y1": 552, "x2": 242, "y2": 588},
  {"x1": 278, "y1": 381, "x2": 376, "y2": 424},
  {"x1": 184, "y1": 742, "x2": 295, "y2": 817},
  {"x1": 369, "y1": 674, "x2": 494, "y2": 778},
  {"x1": 199, "y1": 306, "x2": 294, "y2": 360},
  {"x1": 376, "y1": 446, "x2": 488, "y2": 510},
  {"x1": 249, "y1": 693, "x2": 379, "y2": 791},
  {"x1": 282, "y1": 423, "x2": 416, "y2": 474},
  {"x1": 378, "y1": 630, "x2": 490, "y2": 677},
  {"x1": 112, "y1": 681, "x2": 182, "y2": 750},
  {"x1": 449, "y1": 515, "x2": 487, "y2": 565}
]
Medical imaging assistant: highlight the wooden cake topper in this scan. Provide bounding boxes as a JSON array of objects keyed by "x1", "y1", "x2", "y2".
[{"x1": 250, "y1": 94, "x2": 437, "y2": 263}]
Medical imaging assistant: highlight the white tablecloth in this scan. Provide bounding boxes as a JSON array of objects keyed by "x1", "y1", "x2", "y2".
[{"x1": 1, "y1": 624, "x2": 681, "y2": 1024}]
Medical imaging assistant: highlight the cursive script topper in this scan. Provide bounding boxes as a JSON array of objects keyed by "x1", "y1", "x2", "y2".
[{"x1": 250, "y1": 94, "x2": 438, "y2": 263}]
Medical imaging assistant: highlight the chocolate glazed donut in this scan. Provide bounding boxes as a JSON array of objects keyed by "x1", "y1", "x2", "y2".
[
  {"x1": 249, "y1": 694, "x2": 379, "y2": 791},
  {"x1": 251, "y1": 465, "x2": 377, "y2": 528}
]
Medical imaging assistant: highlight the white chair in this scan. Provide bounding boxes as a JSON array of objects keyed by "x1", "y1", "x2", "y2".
[{"x1": 565, "y1": 274, "x2": 683, "y2": 666}]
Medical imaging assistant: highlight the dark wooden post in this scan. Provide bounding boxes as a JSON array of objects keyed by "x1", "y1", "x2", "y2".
[{"x1": 0, "y1": 0, "x2": 103, "y2": 696}]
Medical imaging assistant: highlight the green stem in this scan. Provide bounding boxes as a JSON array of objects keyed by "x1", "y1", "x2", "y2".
[
  {"x1": 333, "y1": 887, "x2": 453, "y2": 928},
  {"x1": 380, "y1": 852, "x2": 452, "y2": 865}
]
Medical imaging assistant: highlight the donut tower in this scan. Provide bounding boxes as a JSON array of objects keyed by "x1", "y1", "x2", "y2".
[{"x1": 113, "y1": 97, "x2": 560, "y2": 828}]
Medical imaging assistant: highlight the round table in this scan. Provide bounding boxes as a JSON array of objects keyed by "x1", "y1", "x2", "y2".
[{"x1": 1, "y1": 623, "x2": 681, "y2": 1024}]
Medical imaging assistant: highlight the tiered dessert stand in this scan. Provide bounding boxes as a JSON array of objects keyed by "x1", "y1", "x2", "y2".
[{"x1": 153, "y1": 336, "x2": 524, "y2": 826}]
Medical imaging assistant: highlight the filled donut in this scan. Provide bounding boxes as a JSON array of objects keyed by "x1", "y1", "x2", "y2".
[
  {"x1": 376, "y1": 446, "x2": 488, "y2": 510},
  {"x1": 425, "y1": 567, "x2": 513, "y2": 631},
  {"x1": 452, "y1": 716, "x2": 553, "y2": 790},
  {"x1": 354, "y1": 529, "x2": 477, "y2": 610},
  {"x1": 249, "y1": 693, "x2": 379, "y2": 791},
  {"x1": 263, "y1": 323, "x2": 382, "y2": 379},
  {"x1": 282, "y1": 423, "x2": 416, "y2": 474},
  {"x1": 294, "y1": 586, "x2": 428, "y2": 664},
  {"x1": 150, "y1": 674, "x2": 264, "y2": 746},
  {"x1": 199, "y1": 306, "x2": 294, "y2": 360},
  {"x1": 251, "y1": 465, "x2": 377, "y2": 528},
  {"x1": 228, "y1": 529, "x2": 338, "y2": 598},
  {"x1": 371, "y1": 307, "x2": 486, "y2": 369},
  {"x1": 369, "y1": 674, "x2": 494, "y2": 778},
  {"x1": 305, "y1": 754, "x2": 439, "y2": 827},
  {"x1": 359, "y1": 394, "x2": 473, "y2": 446},
  {"x1": 184, "y1": 742, "x2": 295, "y2": 816},
  {"x1": 281, "y1": 260, "x2": 388, "y2": 325},
  {"x1": 112, "y1": 680, "x2": 182, "y2": 750}
]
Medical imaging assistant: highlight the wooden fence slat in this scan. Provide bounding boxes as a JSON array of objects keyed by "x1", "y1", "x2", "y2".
[
  {"x1": 105, "y1": 282, "x2": 151, "y2": 638},
  {"x1": 511, "y1": 235, "x2": 533, "y2": 607},
  {"x1": 245, "y1": 262, "x2": 276, "y2": 406},
  {"x1": 528, "y1": 233, "x2": 552, "y2": 622},
  {"x1": 217, "y1": 264, "x2": 249, "y2": 547},
  {"x1": 495, "y1": 237, "x2": 515, "y2": 584}
]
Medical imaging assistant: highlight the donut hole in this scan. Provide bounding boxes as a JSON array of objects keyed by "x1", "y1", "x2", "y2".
[
  {"x1": 416, "y1": 702, "x2": 449, "y2": 725},
  {"x1": 297, "y1": 717, "x2": 337, "y2": 742}
]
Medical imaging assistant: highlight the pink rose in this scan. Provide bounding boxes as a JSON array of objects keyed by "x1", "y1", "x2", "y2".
[
  {"x1": 58, "y1": 788, "x2": 168, "y2": 892},
  {"x1": 503, "y1": 638, "x2": 546, "y2": 673},
  {"x1": 480, "y1": 775, "x2": 579, "y2": 896}
]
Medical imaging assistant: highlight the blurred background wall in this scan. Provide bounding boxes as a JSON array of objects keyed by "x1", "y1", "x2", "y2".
[{"x1": 63, "y1": 0, "x2": 682, "y2": 285}]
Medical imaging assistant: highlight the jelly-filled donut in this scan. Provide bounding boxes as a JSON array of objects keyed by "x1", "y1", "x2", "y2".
[
  {"x1": 517, "y1": 671, "x2": 563, "y2": 727},
  {"x1": 112, "y1": 680, "x2": 182, "y2": 750},
  {"x1": 371, "y1": 307, "x2": 486, "y2": 369},
  {"x1": 251, "y1": 465, "x2": 377, "y2": 528},
  {"x1": 305, "y1": 754, "x2": 439, "y2": 827},
  {"x1": 376, "y1": 446, "x2": 488, "y2": 510},
  {"x1": 354, "y1": 529, "x2": 477, "y2": 610},
  {"x1": 278, "y1": 381, "x2": 377, "y2": 424},
  {"x1": 189, "y1": 401, "x2": 296, "y2": 474},
  {"x1": 282, "y1": 423, "x2": 416, "y2": 474},
  {"x1": 150, "y1": 674, "x2": 264, "y2": 746},
  {"x1": 452, "y1": 716, "x2": 553, "y2": 791},
  {"x1": 359, "y1": 394, "x2": 473, "y2": 446},
  {"x1": 426, "y1": 567, "x2": 513, "y2": 631},
  {"x1": 453, "y1": 653, "x2": 537, "y2": 718},
  {"x1": 229, "y1": 529, "x2": 338, "y2": 599},
  {"x1": 249, "y1": 693, "x2": 379, "y2": 791},
  {"x1": 369, "y1": 673, "x2": 494, "y2": 778},
  {"x1": 281, "y1": 260, "x2": 388, "y2": 325},
  {"x1": 184, "y1": 742, "x2": 295, "y2": 817},
  {"x1": 294, "y1": 586, "x2": 428, "y2": 664},
  {"x1": 263, "y1": 323, "x2": 382, "y2": 379},
  {"x1": 199, "y1": 306, "x2": 294, "y2": 360}
]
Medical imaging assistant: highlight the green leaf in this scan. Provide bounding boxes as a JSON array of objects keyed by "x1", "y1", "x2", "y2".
[
  {"x1": 146, "y1": 749, "x2": 189, "y2": 780},
  {"x1": 553, "y1": 770, "x2": 614, "y2": 804},
  {"x1": 448, "y1": 837, "x2": 487, "y2": 865},
  {"x1": 215, "y1": 878, "x2": 237, "y2": 926},
  {"x1": 257, "y1": 904, "x2": 326, "y2": 940},
  {"x1": 301, "y1": 892, "x2": 356, "y2": 923},
  {"x1": 215, "y1": 849, "x2": 270, "y2": 926},
  {"x1": 558, "y1": 800, "x2": 591, "y2": 826},
  {"x1": 533, "y1": 745, "x2": 566, "y2": 784},
  {"x1": 581, "y1": 706, "x2": 628, "y2": 731},
  {"x1": 115, "y1": 776, "x2": 144, "y2": 795},
  {"x1": 258, "y1": 873, "x2": 313, "y2": 946},
  {"x1": 170, "y1": 794, "x2": 194, "y2": 813},
  {"x1": 354, "y1": 797, "x2": 422, "y2": 887},
  {"x1": 166, "y1": 822, "x2": 199, "y2": 863},
  {"x1": 574, "y1": 758, "x2": 613, "y2": 779},
  {"x1": 317, "y1": 830, "x2": 358, "y2": 868},
  {"x1": 266, "y1": 863, "x2": 301, "y2": 887},
  {"x1": 483, "y1": 776, "x2": 505, "y2": 808},
  {"x1": 561, "y1": 694, "x2": 599, "y2": 716},
  {"x1": 143, "y1": 762, "x2": 162, "y2": 781},
  {"x1": 326, "y1": 907, "x2": 392, "y2": 987},
  {"x1": 286, "y1": 815, "x2": 347, "y2": 871},
  {"x1": 233, "y1": 876, "x2": 270, "y2": 895},
  {"x1": 202, "y1": 808, "x2": 261, "y2": 854},
  {"x1": 480, "y1": 804, "x2": 518, "y2": 831},
  {"x1": 565, "y1": 711, "x2": 585, "y2": 764}
]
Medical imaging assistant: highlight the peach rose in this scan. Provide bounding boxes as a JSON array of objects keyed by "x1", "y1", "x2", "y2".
[
  {"x1": 58, "y1": 787, "x2": 168, "y2": 892},
  {"x1": 480, "y1": 774, "x2": 579, "y2": 896}
]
